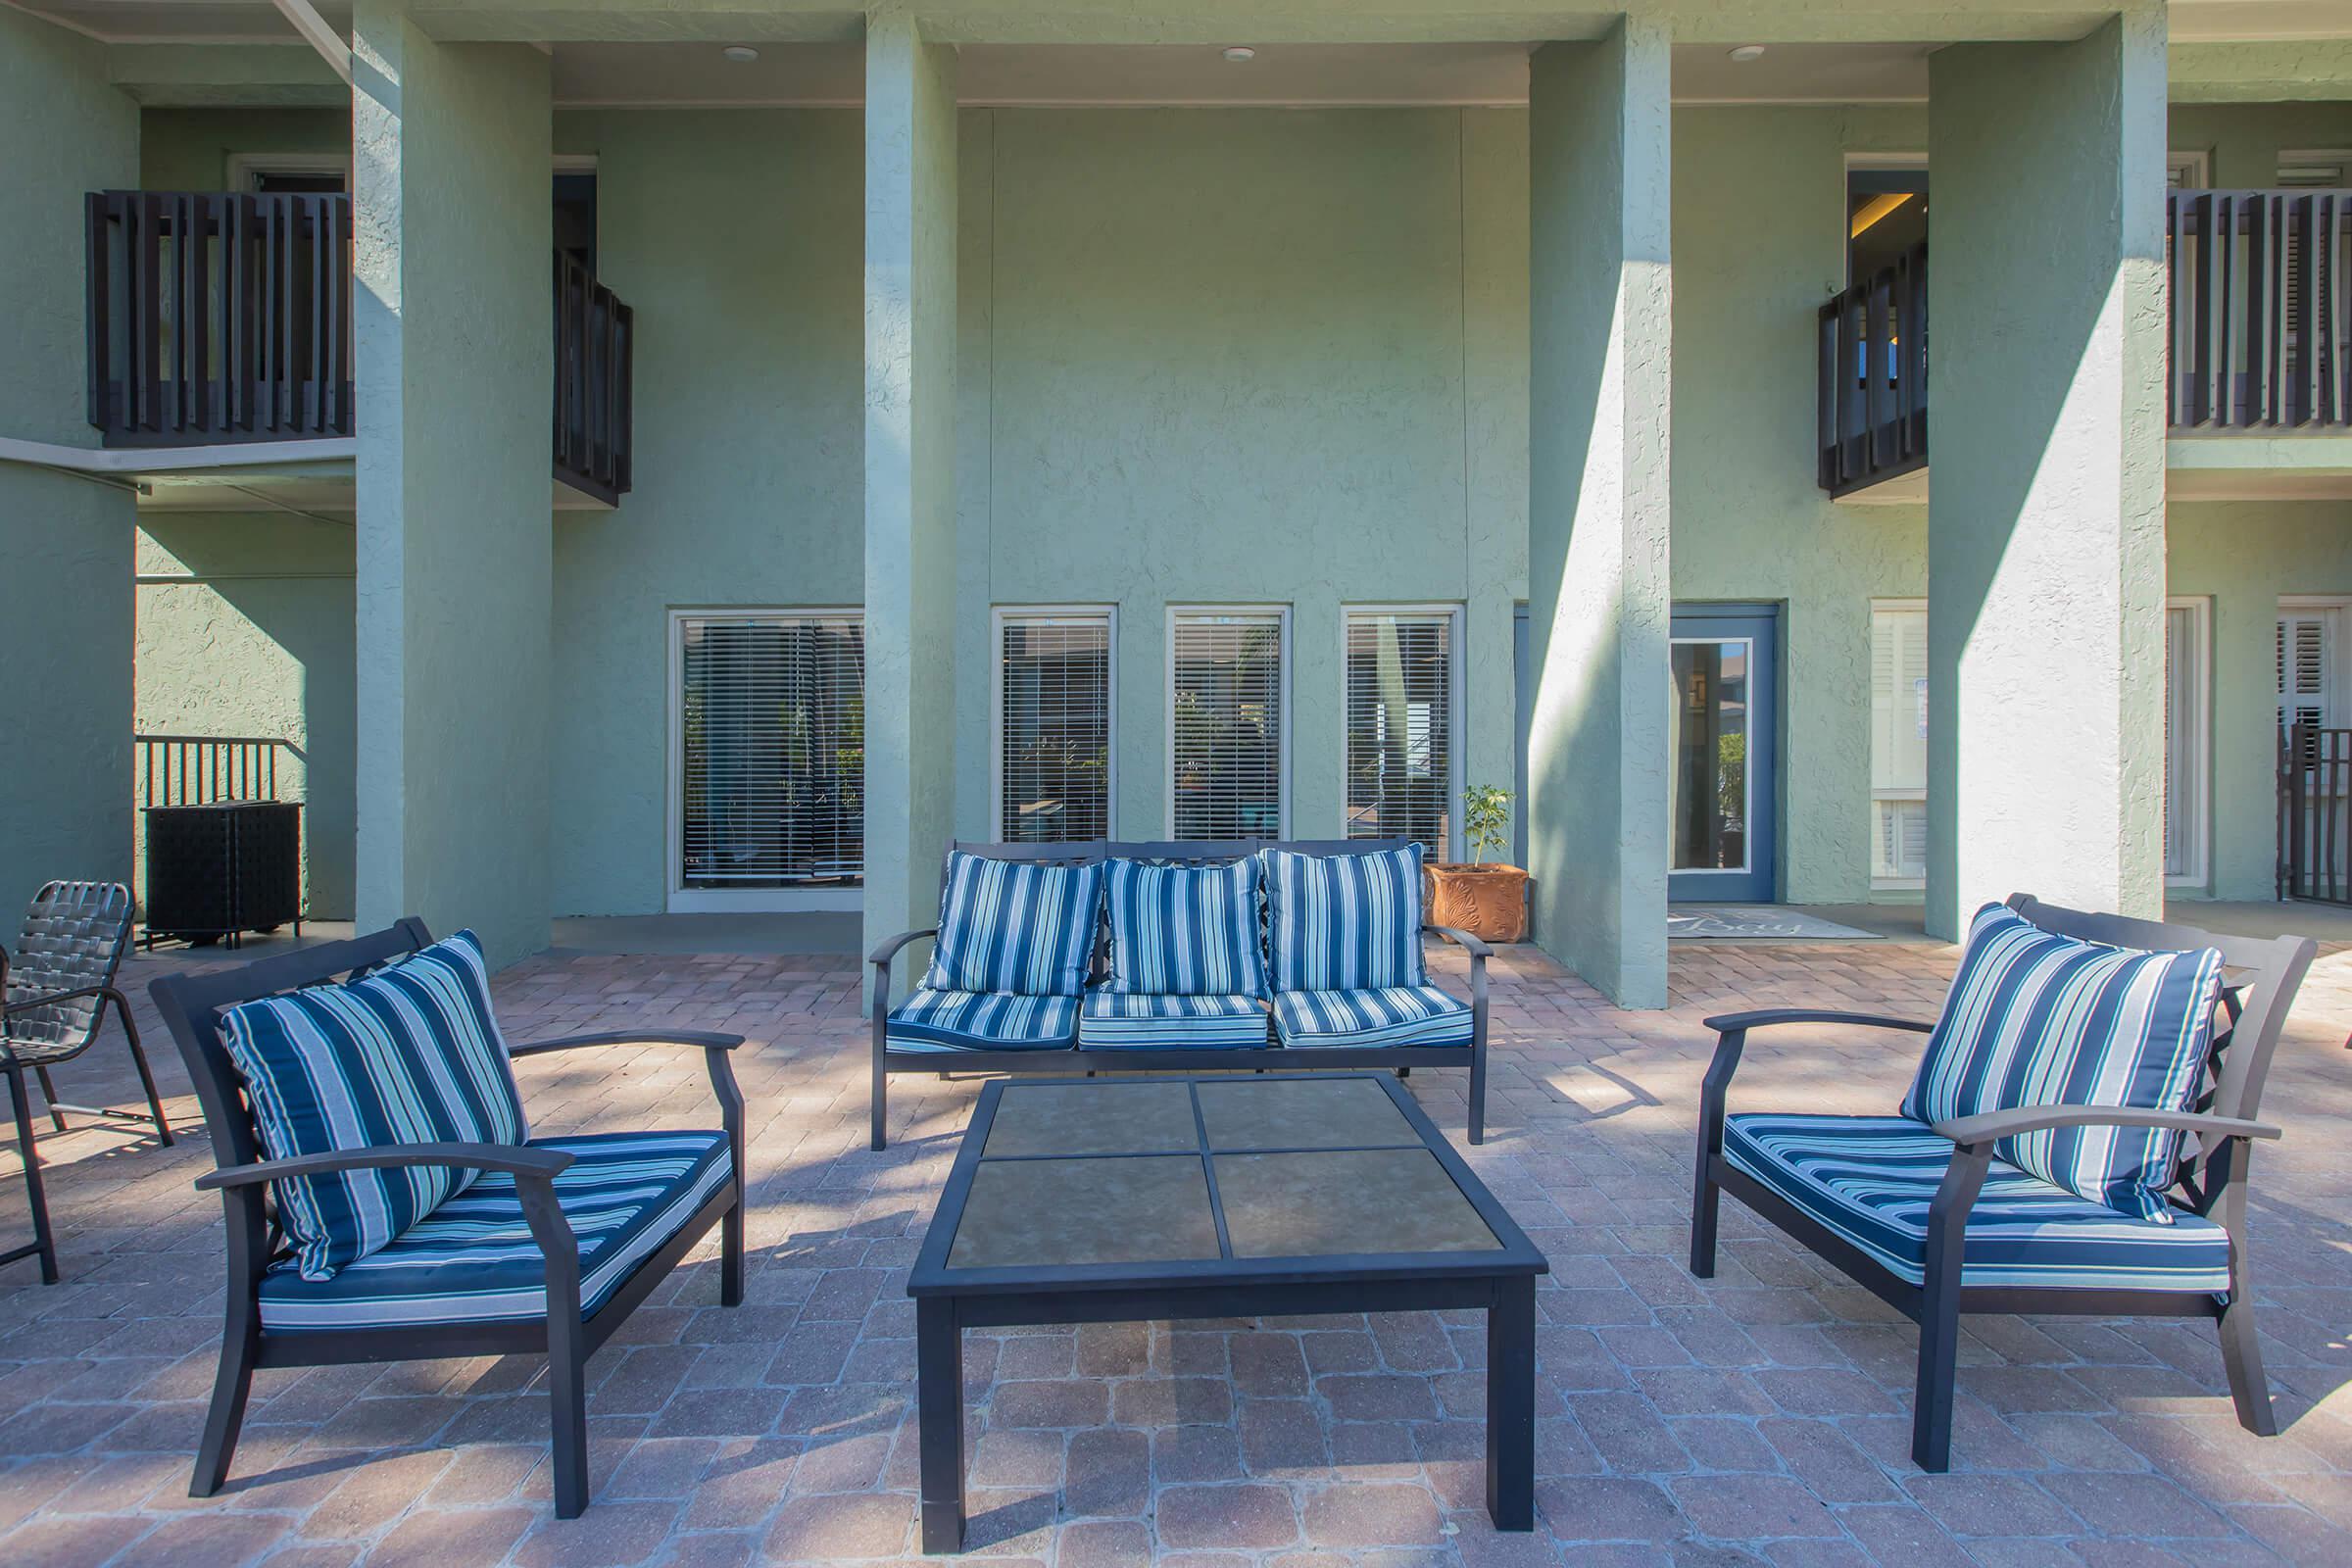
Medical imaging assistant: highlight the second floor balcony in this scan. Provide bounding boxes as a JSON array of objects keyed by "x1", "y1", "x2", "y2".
[
  {"x1": 84, "y1": 189, "x2": 634, "y2": 506},
  {"x1": 1818, "y1": 188, "x2": 2352, "y2": 499}
]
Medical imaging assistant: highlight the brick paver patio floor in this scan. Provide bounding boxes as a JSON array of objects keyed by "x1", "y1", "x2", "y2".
[{"x1": 3, "y1": 934, "x2": 2350, "y2": 1566}]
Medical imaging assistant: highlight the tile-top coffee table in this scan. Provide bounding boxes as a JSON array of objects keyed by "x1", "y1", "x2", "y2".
[{"x1": 906, "y1": 1072, "x2": 1548, "y2": 1552}]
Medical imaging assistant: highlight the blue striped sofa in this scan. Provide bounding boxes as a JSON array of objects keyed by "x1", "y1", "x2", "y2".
[{"x1": 869, "y1": 839, "x2": 1494, "y2": 1150}]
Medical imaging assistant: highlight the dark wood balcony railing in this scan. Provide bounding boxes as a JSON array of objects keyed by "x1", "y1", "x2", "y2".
[
  {"x1": 1817, "y1": 190, "x2": 2351, "y2": 495},
  {"x1": 1816, "y1": 240, "x2": 1927, "y2": 498},
  {"x1": 87, "y1": 190, "x2": 634, "y2": 501},
  {"x1": 86, "y1": 191, "x2": 353, "y2": 447}
]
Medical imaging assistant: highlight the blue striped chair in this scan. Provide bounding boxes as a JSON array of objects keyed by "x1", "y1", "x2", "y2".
[
  {"x1": 149, "y1": 921, "x2": 746, "y2": 1519},
  {"x1": 1691, "y1": 894, "x2": 2315, "y2": 1473}
]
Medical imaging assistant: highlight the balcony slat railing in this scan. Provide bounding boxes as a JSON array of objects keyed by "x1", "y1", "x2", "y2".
[
  {"x1": 2171, "y1": 190, "x2": 2351, "y2": 429},
  {"x1": 87, "y1": 191, "x2": 634, "y2": 502},
  {"x1": 1816, "y1": 240, "x2": 1928, "y2": 498},
  {"x1": 86, "y1": 191, "x2": 353, "y2": 447},
  {"x1": 1817, "y1": 189, "x2": 2351, "y2": 495},
  {"x1": 553, "y1": 252, "x2": 635, "y2": 505}
]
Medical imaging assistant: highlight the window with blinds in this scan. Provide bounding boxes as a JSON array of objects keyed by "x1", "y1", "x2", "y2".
[
  {"x1": 2163, "y1": 601, "x2": 2210, "y2": 884},
  {"x1": 1345, "y1": 609, "x2": 1458, "y2": 854},
  {"x1": 1869, "y1": 604, "x2": 1929, "y2": 885},
  {"x1": 1170, "y1": 611, "x2": 1286, "y2": 841},
  {"x1": 2279, "y1": 607, "x2": 2338, "y2": 769},
  {"x1": 998, "y1": 612, "x2": 1112, "y2": 842},
  {"x1": 677, "y1": 614, "x2": 864, "y2": 889}
]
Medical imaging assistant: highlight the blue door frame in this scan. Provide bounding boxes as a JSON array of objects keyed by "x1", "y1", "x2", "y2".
[{"x1": 1668, "y1": 605, "x2": 1779, "y2": 904}]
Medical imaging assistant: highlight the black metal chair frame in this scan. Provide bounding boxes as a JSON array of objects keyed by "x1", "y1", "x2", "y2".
[
  {"x1": 869, "y1": 838, "x2": 1494, "y2": 1152},
  {"x1": 1690, "y1": 893, "x2": 2316, "y2": 1472},
  {"x1": 2, "y1": 879, "x2": 176, "y2": 1284},
  {"x1": 147, "y1": 918, "x2": 747, "y2": 1518}
]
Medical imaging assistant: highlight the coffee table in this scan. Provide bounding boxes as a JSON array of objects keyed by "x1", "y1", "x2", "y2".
[{"x1": 906, "y1": 1072, "x2": 1548, "y2": 1552}]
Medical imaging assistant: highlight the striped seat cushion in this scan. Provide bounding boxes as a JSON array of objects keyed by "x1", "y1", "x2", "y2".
[
  {"x1": 1272, "y1": 985, "x2": 1473, "y2": 1050},
  {"x1": 1723, "y1": 1113, "x2": 2230, "y2": 1293},
  {"x1": 1104, "y1": 857, "x2": 1266, "y2": 997},
  {"x1": 220, "y1": 930, "x2": 529, "y2": 1281},
  {"x1": 1262, "y1": 844, "x2": 1428, "y2": 993},
  {"x1": 1079, "y1": 990, "x2": 1269, "y2": 1051},
  {"x1": 886, "y1": 989, "x2": 1080, "y2": 1054},
  {"x1": 921, "y1": 852, "x2": 1103, "y2": 998},
  {"x1": 257, "y1": 1130, "x2": 733, "y2": 1333},
  {"x1": 1903, "y1": 904, "x2": 2226, "y2": 1221}
]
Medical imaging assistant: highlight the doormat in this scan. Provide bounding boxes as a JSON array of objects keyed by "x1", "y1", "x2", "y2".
[{"x1": 1669, "y1": 906, "x2": 1882, "y2": 942}]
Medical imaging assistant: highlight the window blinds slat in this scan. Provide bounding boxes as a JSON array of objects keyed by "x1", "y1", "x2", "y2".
[
  {"x1": 1000, "y1": 614, "x2": 1111, "y2": 842},
  {"x1": 1171, "y1": 612, "x2": 1285, "y2": 841},
  {"x1": 679, "y1": 614, "x2": 864, "y2": 887},
  {"x1": 1345, "y1": 610, "x2": 1457, "y2": 853}
]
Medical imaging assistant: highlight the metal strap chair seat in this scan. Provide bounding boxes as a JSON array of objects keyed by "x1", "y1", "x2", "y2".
[{"x1": 2, "y1": 880, "x2": 176, "y2": 1283}]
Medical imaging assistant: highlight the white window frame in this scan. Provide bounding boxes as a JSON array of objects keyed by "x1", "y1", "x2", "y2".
[
  {"x1": 992, "y1": 605, "x2": 1118, "y2": 842},
  {"x1": 1166, "y1": 605, "x2": 1292, "y2": 842},
  {"x1": 1341, "y1": 603, "x2": 1465, "y2": 861},
  {"x1": 665, "y1": 607, "x2": 864, "y2": 913},
  {"x1": 1869, "y1": 597, "x2": 1929, "y2": 892},
  {"x1": 2167, "y1": 149, "x2": 2212, "y2": 189},
  {"x1": 2277, "y1": 150, "x2": 2352, "y2": 186},
  {"x1": 2164, "y1": 596, "x2": 2213, "y2": 890},
  {"x1": 226, "y1": 151, "x2": 353, "y2": 193}
]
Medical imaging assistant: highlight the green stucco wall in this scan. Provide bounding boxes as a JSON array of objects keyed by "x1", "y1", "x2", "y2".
[
  {"x1": 2168, "y1": 100, "x2": 2352, "y2": 185},
  {"x1": 139, "y1": 107, "x2": 348, "y2": 189},
  {"x1": 134, "y1": 519, "x2": 359, "y2": 917},
  {"x1": 1, "y1": 10, "x2": 137, "y2": 906}
]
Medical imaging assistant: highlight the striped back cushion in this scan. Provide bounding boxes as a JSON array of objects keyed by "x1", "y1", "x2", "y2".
[
  {"x1": 921, "y1": 851, "x2": 1103, "y2": 998},
  {"x1": 1261, "y1": 843, "x2": 1426, "y2": 994},
  {"x1": 1104, "y1": 857, "x2": 1266, "y2": 997},
  {"x1": 220, "y1": 930, "x2": 529, "y2": 1281},
  {"x1": 1902, "y1": 904, "x2": 2225, "y2": 1221}
]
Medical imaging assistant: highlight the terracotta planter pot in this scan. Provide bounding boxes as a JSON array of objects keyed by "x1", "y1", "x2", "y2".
[{"x1": 1424, "y1": 863, "x2": 1529, "y2": 945}]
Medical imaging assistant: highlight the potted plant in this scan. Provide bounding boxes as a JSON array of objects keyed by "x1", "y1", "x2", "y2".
[{"x1": 1424, "y1": 784, "x2": 1529, "y2": 944}]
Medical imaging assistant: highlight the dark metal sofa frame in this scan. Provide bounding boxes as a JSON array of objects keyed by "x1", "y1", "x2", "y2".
[
  {"x1": 148, "y1": 919, "x2": 747, "y2": 1518},
  {"x1": 1690, "y1": 893, "x2": 2316, "y2": 1472},
  {"x1": 869, "y1": 838, "x2": 1494, "y2": 1152},
  {"x1": 3, "y1": 879, "x2": 176, "y2": 1284}
]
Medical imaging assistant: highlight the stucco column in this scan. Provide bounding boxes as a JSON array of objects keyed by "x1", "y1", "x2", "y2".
[
  {"x1": 862, "y1": 11, "x2": 957, "y2": 983},
  {"x1": 0, "y1": 14, "x2": 136, "y2": 903},
  {"x1": 1925, "y1": 12, "x2": 2169, "y2": 939},
  {"x1": 352, "y1": 4, "x2": 553, "y2": 966},
  {"x1": 1525, "y1": 22, "x2": 1672, "y2": 1007}
]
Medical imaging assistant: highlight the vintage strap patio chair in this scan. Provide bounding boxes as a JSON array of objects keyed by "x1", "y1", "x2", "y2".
[
  {"x1": 2, "y1": 880, "x2": 176, "y2": 1284},
  {"x1": 1691, "y1": 894, "x2": 2314, "y2": 1472},
  {"x1": 148, "y1": 919, "x2": 746, "y2": 1518}
]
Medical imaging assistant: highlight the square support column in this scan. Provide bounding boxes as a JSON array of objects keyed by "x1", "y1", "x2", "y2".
[
  {"x1": 352, "y1": 4, "x2": 553, "y2": 966},
  {"x1": 1525, "y1": 22, "x2": 1672, "y2": 1007},
  {"x1": 0, "y1": 11, "x2": 136, "y2": 903},
  {"x1": 862, "y1": 12, "x2": 958, "y2": 982},
  {"x1": 1926, "y1": 13, "x2": 2169, "y2": 939}
]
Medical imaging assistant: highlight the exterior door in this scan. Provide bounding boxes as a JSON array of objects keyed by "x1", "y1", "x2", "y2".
[{"x1": 1669, "y1": 605, "x2": 1779, "y2": 904}]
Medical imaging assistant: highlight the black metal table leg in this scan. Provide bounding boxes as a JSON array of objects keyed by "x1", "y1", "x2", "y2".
[
  {"x1": 1487, "y1": 1274, "x2": 1536, "y2": 1530},
  {"x1": 917, "y1": 1298, "x2": 964, "y2": 1553}
]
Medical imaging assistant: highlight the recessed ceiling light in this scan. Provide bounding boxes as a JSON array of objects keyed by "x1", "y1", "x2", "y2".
[
  {"x1": 1728, "y1": 44, "x2": 1767, "y2": 64},
  {"x1": 720, "y1": 44, "x2": 759, "y2": 64},
  {"x1": 1222, "y1": 46, "x2": 1256, "y2": 63}
]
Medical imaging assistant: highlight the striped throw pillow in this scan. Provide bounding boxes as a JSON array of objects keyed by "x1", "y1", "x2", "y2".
[
  {"x1": 1103, "y1": 857, "x2": 1266, "y2": 997},
  {"x1": 1261, "y1": 843, "x2": 1427, "y2": 994},
  {"x1": 1902, "y1": 904, "x2": 2225, "y2": 1222},
  {"x1": 922, "y1": 851, "x2": 1103, "y2": 998},
  {"x1": 220, "y1": 930, "x2": 529, "y2": 1281}
]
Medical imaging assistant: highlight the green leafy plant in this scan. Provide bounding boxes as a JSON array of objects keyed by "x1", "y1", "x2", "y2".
[{"x1": 1461, "y1": 784, "x2": 1513, "y2": 867}]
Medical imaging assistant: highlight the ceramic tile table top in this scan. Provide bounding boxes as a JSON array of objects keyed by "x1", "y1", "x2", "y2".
[{"x1": 907, "y1": 1073, "x2": 1548, "y2": 1553}]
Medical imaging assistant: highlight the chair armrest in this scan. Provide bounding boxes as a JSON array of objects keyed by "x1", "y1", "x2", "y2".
[
  {"x1": 1700, "y1": 1007, "x2": 1936, "y2": 1035},
  {"x1": 1424, "y1": 924, "x2": 1494, "y2": 960},
  {"x1": 867, "y1": 928, "x2": 938, "y2": 968},
  {"x1": 196, "y1": 1142, "x2": 575, "y2": 1192},
  {"x1": 2, "y1": 984, "x2": 110, "y2": 1018},
  {"x1": 510, "y1": 1029, "x2": 745, "y2": 1057},
  {"x1": 1932, "y1": 1105, "x2": 2281, "y2": 1149}
]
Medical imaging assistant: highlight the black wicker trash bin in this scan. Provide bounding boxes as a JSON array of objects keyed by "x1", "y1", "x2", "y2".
[{"x1": 142, "y1": 802, "x2": 302, "y2": 949}]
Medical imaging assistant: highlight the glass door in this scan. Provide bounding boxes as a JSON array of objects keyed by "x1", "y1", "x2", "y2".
[{"x1": 1668, "y1": 606, "x2": 1779, "y2": 904}]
